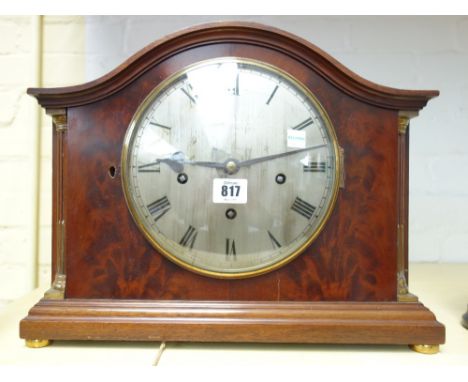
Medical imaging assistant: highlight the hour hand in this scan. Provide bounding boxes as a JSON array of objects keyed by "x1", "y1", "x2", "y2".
[
  {"x1": 157, "y1": 151, "x2": 186, "y2": 173},
  {"x1": 186, "y1": 159, "x2": 225, "y2": 169},
  {"x1": 157, "y1": 151, "x2": 225, "y2": 172}
]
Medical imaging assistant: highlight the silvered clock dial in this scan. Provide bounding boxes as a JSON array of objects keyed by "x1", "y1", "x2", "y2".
[{"x1": 121, "y1": 57, "x2": 340, "y2": 278}]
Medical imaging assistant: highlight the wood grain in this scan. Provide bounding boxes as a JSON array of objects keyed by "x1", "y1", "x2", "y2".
[{"x1": 20, "y1": 298, "x2": 445, "y2": 345}]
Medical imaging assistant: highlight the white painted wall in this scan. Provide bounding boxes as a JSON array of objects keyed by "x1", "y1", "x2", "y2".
[{"x1": 85, "y1": 16, "x2": 468, "y2": 263}]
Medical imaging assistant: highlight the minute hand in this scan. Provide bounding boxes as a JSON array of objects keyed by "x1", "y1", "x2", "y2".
[{"x1": 237, "y1": 144, "x2": 327, "y2": 168}]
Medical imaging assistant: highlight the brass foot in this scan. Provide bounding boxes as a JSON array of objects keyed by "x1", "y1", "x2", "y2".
[
  {"x1": 25, "y1": 339, "x2": 51, "y2": 348},
  {"x1": 409, "y1": 344, "x2": 439, "y2": 354}
]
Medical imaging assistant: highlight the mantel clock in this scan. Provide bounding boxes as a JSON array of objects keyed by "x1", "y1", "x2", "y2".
[{"x1": 20, "y1": 22, "x2": 445, "y2": 353}]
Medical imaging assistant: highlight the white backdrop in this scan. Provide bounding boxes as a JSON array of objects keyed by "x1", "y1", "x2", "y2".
[{"x1": 84, "y1": 15, "x2": 468, "y2": 262}]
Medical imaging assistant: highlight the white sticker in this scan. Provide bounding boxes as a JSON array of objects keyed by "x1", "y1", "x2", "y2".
[
  {"x1": 213, "y1": 178, "x2": 248, "y2": 204},
  {"x1": 287, "y1": 129, "x2": 306, "y2": 148}
]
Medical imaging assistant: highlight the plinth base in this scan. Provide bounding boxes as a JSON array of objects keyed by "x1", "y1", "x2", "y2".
[{"x1": 20, "y1": 299, "x2": 445, "y2": 348}]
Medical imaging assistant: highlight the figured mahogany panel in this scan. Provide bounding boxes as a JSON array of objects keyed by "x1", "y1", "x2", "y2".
[{"x1": 64, "y1": 42, "x2": 397, "y2": 301}]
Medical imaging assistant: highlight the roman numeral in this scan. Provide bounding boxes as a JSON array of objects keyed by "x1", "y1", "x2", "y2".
[
  {"x1": 225, "y1": 238, "x2": 236, "y2": 256},
  {"x1": 138, "y1": 161, "x2": 160, "y2": 173},
  {"x1": 267, "y1": 230, "x2": 281, "y2": 249},
  {"x1": 303, "y1": 161, "x2": 326, "y2": 172},
  {"x1": 147, "y1": 196, "x2": 170, "y2": 222},
  {"x1": 229, "y1": 73, "x2": 240, "y2": 96},
  {"x1": 292, "y1": 117, "x2": 314, "y2": 130},
  {"x1": 149, "y1": 121, "x2": 171, "y2": 130},
  {"x1": 179, "y1": 225, "x2": 198, "y2": 249},
  {"x1": 181, "y1": 83, "x2": 197, "y2": 104},
  {"x1": 266, "y1": 84, "x2": 278, "y2": 105},
  {"x1": 291, "y1": 197, "x2": 316, "y2": 220}
]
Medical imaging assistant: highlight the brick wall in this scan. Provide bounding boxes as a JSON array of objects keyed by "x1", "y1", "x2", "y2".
[{"x1": 0, "y1": 16, "x2": 85, "y2": 309}]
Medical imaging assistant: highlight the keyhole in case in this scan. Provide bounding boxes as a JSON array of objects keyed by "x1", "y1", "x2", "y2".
[{"x1": 108, "y1": 166, "x2": 116, "y2": 178}]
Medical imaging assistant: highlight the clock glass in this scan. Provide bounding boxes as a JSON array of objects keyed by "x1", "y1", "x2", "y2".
[{"x1": 122, "y1": 57, "x2": 340, "y2": 278}]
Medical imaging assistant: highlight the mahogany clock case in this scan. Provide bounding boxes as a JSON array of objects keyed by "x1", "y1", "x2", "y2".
[
  {"x1": 20, "y1": 22, "x2": 445, "y2": 347},
  {"x1": 59, "y1": 39, "x2": 395, "y2": 302}
]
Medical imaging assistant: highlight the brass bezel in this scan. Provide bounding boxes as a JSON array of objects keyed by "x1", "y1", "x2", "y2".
[{"x1": 121, "y1": 57, "x2": 341, "y2": 279}]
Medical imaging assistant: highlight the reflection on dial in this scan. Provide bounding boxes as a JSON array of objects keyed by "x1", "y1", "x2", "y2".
[{"x1": 122, "y1": 58, "x2": 340, "y2": 278}]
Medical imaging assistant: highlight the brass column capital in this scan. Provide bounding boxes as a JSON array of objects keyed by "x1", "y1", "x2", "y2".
[{"x1": 398, "y1": 116, "x2": 409, "y2": 135}]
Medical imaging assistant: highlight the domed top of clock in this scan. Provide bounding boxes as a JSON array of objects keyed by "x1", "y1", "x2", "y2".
[{"x1": 27, "y1": 22, "x2": 438, "y2": 111}]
